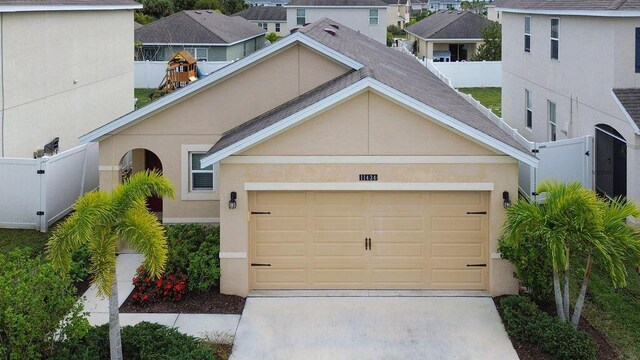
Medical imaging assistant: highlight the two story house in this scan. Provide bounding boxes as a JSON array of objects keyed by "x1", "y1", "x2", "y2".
[
  {"x1": 234, "y1": 6, "x2": 288, "y2": 37},
  {"x1": 497, "y1": 0, "x2": 640, "y2": 206},
  {"x1": 0, "y1": 0, "x2": 141, "y2": 158},
  {"x1": 381, "y1": 0, "x2": 412, "y2": 29},
  {"x1": 285, "y1": 0, "x2": 388, "y2": 44}
]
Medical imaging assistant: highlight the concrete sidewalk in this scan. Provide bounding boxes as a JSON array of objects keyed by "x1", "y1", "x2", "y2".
[{"x1": 80, "y1": 253, "x2": 240, "y2": 342}]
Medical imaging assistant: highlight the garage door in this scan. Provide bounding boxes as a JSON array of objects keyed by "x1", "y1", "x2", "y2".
[{"x1": 249, "y1": 191, "x2": 489, "y2": 290}]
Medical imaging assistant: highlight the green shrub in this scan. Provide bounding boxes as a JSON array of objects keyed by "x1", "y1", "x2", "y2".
[
  {"x1": 387, "y1": 25, "x2": 405, "y2": 36},
  {"x1": 164, "y1": 224, "x2": 221, "y2": 292},
  {"x1": 0, "y1": 249, "x2": 89, "y2": 360},
  {"x1": 69, "y1": 245, "x2": 91, "y2": 285},
  {"x1": 500, "y1": 296, "x2": 597, "y2": 360},
  {"x1": 52, "y1": 322, "x2": 215, "y2": 360},
  {"x1": 498, "y1": 235, "x2": 554, "y2": 303}
]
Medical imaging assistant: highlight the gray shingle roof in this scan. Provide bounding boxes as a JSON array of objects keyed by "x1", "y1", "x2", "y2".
[
  {"x1": 0, "y1": 0, "x2": 139, "y2": 5},
  {"x1": 208, "y1": 18, "x2": 531, "y2": 157},
  {"x1": 494, "y1": 0, "x2": 640, "y2": 11},
  {"x1": 135, "y1": 10, "x2": 265, "y2": 45},
  {"x1": 286, "y1": 0, "x2": 387, "y2": 6},
  {"x1": 405, "y1": 10, "x2": 494, "y2": 40},
  {"x1": 613, "y1": 88, "x2": 640, "y2": 129},
  {"x1": 233, "y1": 6, "x2": 286, "y2": 21}
]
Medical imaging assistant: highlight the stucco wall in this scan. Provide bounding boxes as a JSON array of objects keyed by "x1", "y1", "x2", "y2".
[
  {"x1": 98, "y1": 43, "x2": 350, "y2": 221},
  {"x1": 250, "y1": 20, "x2": 288, "y2": 37},
  {"x1": 501, "y1": 12, "x2": 640, "y2": 202},
  {"x1": 286, "y1": 7, "x2": 387, "y2": 44},
  {"x1": 0, "y1": 10, "x2": 135, "y2": 158},
  {"x1": 218, "y1": 90, "x2": 519, "y2": 296}
]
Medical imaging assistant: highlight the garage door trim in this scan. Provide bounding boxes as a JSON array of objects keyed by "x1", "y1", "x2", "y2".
[{"x1": 245, "y1": 182, "x2": 495, "y2": 191}]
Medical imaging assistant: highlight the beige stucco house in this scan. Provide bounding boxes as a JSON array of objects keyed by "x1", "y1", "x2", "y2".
[
  {"x1": 497, "y1": 0, "x2": 640, "y2": 209},
  {"x1": 285, "y1": 0, "x2": 388, "y2": 44},
  {"x1": 381, "y1": 0, "x2": 411, "y2": 29},
  {"x1": 234, "y1": 6, "x2": 288, "y2": 37},
  {"x1": 406, "y1": 10, "x2": 494, "y2": 61},
  {"x1": 0, "y1": 0, "x2": 140, "y2": 158},
  {"x1": 82, "y1": 18, "x2": 537, "y2": 297}
]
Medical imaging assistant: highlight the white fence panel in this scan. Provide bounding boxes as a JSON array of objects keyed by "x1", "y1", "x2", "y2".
[
  {"x1": 0, "y1": 159, "x2": 42, "y2": 229},
  {"x1": 426, "y1": 60, "x2": 502, "y2": 88},
  {"x1": 134, "y1": 61, "x2": 232, "y2": 89},
  {"x1": 0, "y1": 143, "x2": 98, "y2": 232}
]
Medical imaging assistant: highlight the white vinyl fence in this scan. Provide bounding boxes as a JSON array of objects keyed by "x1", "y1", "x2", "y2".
[
  {"x1": 426, "y1": 59, "x2": 502, "y2": 88},
  {"x1": 0, "y1": 143, "x2": 99, "y2": 232},
  {"x1": 134, "y1": 61, "x2": 232, "y2": 88}
]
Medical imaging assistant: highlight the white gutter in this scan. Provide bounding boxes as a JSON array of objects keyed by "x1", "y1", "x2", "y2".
[
  {"x1": 496, "y1": 7, "x2": 640, "y2": 17},
  {"x1": 0, "y1": 4, "x2": 143, "y2": 12}
]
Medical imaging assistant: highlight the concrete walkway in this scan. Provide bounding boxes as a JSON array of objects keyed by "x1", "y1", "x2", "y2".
[
  {"x1": 232, "y1": 296, "x2": 518, "y2": 360},
  {"x1": 80, "y1": 253, "x2": 240, "y2": 342}
]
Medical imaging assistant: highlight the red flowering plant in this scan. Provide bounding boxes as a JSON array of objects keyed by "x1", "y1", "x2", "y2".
[{"x1": 131, "y1": 265, "x2": 188, "y2": 304}]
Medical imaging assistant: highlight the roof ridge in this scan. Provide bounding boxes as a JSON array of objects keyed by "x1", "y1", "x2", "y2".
[{"x1": 428, "y1": 11, "x2": 474, "y2": 38}]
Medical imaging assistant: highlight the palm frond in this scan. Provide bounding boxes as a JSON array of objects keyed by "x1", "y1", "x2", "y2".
[
  {"x1": 112, "y1": 170, "x2": 175, "y2": 213},
  {"x1": 87, "y1": 229, "x2": 118, "y2": 296}
]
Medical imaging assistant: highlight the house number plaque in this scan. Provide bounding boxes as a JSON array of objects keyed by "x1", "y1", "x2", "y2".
[{"x1": 359, "y1": 174, "x2": 378, "y2": 181}]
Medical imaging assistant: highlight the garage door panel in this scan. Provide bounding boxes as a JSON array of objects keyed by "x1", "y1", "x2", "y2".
[
  {"x1": 254, "y1": 191, "x2": 307, "y2": 205},
  {"x1": 250, "y1": 191, "x2": 488, "y2": 290}
]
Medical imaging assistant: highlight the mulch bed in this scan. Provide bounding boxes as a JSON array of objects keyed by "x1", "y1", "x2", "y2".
[
  {"x1": 119, "y1": 288, "x2": 245, "y2": 314},
  {"x1": 493, "y1": 296, "x2": 621, "y2": 360}
]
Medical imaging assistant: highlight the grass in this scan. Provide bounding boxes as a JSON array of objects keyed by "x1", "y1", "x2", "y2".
[
  {"x1": 579, "y1": 264, "x2": 640, "y2": 359},
  {"x1": 134, "y1": 88, "x2": 155, "y2": 109},
  {"x1": 457, "y1": 87, "x2": 502, "y2": 117},
  {"x1": 0, "y1": 227, "x2": 50, "y2": 256}
]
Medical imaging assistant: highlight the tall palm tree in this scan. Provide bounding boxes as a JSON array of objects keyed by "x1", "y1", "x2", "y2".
[
  {"x1": 500, "y1": 180, "x2": 640, "y2": 327},
  {"x1": 46, "y1": 170, "x2": 174, "y2": 360}
]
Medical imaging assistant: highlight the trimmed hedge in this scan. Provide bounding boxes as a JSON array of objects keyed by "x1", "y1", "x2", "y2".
[
  {"x1": 52, "y1": 322, "x2": 216, "y2": 360},
  {"x1": 500, "y1": 296, "x2": 597, "y2": 360}
]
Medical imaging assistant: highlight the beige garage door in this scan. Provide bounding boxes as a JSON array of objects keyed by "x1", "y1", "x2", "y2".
[{"x1": 249, "y1": 191, "x2": 489, "y2": 290}]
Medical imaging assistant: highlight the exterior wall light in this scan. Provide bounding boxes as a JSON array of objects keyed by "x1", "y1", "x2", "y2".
[
  {"x1": 229, "y1": 191, "x2": 237, "y2": 209},
  {"x1": 503, "y1": 191, "x2": 512, "y2": 208}
]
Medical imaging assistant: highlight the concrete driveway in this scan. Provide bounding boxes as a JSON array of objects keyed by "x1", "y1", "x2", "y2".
[{"x1": 231, "y1": 294, "x2": 518, "y2": 360}]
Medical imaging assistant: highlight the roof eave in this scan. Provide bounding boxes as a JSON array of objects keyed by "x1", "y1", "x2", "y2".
[
  {"x1": 201, "y1": 78, "x2": 538, "y2": 168},
  {"x1": 0, "y1": 4, "x2": 142, "y2": 12},
  {"x1": 496, "y1": 7, "x2": 640, "y2": 17},
  {"x1": 611, "y1": 90, "x2": 640, "y2": 136}
]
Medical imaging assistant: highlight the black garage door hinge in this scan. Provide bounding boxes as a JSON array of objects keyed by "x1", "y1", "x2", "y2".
[
  {"x1": 36, "y1": 211, "x2": 44, "y2": 216},
  {"x1": 250, "y1": 211, "x2": 271, "y2": 215},
  {"x1": 466, "y1": 211, "x2": 487, "y2": 215},
  {"x1": 466, "y1": 264, "x2": 487, "y2": 267},
  {"x1": 251, "y1": 263, "x2": 271, "y2": 267},
  {"x1": 37, "y1": 170, "x2": 45, "y2": 174}
]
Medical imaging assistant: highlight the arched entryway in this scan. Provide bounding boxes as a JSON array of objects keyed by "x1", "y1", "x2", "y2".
[
  {"x1": 595, "y1": 124, "x2": 627, "y2": 199},
  {"x1": 119, "y1": 148, "x2": 164, "y2": 217}
]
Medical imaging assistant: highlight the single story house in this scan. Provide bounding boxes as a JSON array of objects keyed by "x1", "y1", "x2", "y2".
[
  {"x1": 135, "y1": 10, "x2": 266, "y2": 62},
  {"x1": 406, "y1": 10, "x2": 494, "y2": 61},
  {"x1": 82, "y1": 18, "x2": 537, "y2": 297},
  {"x1": 285, "y1": 0, "x2": 388, "y2": 44},
  {"x1": 233, "y1": 6, "x2": 288, "y2": 37}
]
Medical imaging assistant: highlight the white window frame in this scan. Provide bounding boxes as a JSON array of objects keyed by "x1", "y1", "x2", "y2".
[
  {"x1": 548, "y1": 100, "x2": 557, "y2": 141},
  {"x1": 525, "y1": 89, "x2": 533, "y2": 129},
  {"x1": 369, "y1": 9, "x2": 379, "y2": 25},
  {"x1": 524, "y1": 16, "x2": 531, "y2": 53},
  {"x1": 297, "y1": 9, "x2": 306, "y2": 25},
  {"x1": 185, "y1": 47, "x2": 208, "y2": 61},
  {"x1": 275, "y1": 23, "x2": 281, "y2": 32},
  {"x1": 181, "y1": 144, "x2": 219, "y2": 201},
  {"x1": 550, "y1": 18, "x2": 559, "y2": 60},
  {"x1": 258, "y1": 22, "x2": 267, "y2": 30}
]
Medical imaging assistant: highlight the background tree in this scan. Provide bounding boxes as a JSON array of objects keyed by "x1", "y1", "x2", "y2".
[
  {"x1": 47, "y1": 171, "x2": 174, "y2": 360},
  {"x1": 142, "y1": 0, "x2": 174, "y2": 18},
  {"x1": 221, "y1": 0, "x2": 247, "y2": 15},
  {"x1": 194, "y1": 0, "x2": 222, "y2": 11},
  {"x1": 500, "y1": 180, "x2": 640, "y2": 327},
  {"x1": 265, "y1": 32, "x2": 280, "y2": 43},
  {"x1": 472, "y1": 22, "x2": 501, "y2": 61},
  {"x1": 173, "y1": 0, "x2": 196, "y2": 12},
  {"x1": 134, "y1": 11, "x2": 155, "y2": 25}
]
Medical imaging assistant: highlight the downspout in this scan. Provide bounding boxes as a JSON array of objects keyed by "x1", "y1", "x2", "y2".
[{"x1": 1, "y1": 13, "x2": 4, "y2": 157}]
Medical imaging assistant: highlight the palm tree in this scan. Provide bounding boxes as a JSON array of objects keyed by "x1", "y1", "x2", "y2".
[
  {"x1": 500, "y1": 180, "x2": 640, "y2": 327},
  {"x1": 46, "y1": 170, "x2": 174, "y2": 360}
]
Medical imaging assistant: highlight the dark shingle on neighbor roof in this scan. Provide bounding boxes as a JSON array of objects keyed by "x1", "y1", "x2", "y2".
[
  {"x1": 135, "y1": 10, "x2": 265, "y2": 44},
  {"x1": 494, "y1": 0, "x2": 640, "y2": 11},
  {"x1": 613, "y1": 88, "x2": 640, "y2": 128},
  {"x1": 405, "y1": 10, "x2": 494, "y2": 40},
  {"x1": 0, "y1": 0, "x2": 139, "y2": 5},
  {"x1": 233, "y1": 6, "x2": 286, "y2": 21},
  {"x1": 286, "y1": 0, "x2": 387, "y2": 6},
  {"x1": 135, "y1": 21, "x2": 143, "y2": 29},
  {"x1": 208, "y1": 18, "x2": 530, "y2": 156}
]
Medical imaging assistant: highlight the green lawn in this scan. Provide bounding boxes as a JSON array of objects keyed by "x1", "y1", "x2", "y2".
[
  {"x1": 580, "y1": 264, "x2": 640, "y2": 359},
  {"x1": 135, "y1": 88, "x2": 155, "y2": 109},
  {"x1": 457, "y1": 87, "x2": 502, "y2": 117},
  {"x1": 0, "y1": 227, "x2": 50, "y2": 256}
]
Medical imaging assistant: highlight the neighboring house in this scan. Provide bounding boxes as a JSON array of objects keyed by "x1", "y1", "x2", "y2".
[
  {"x1": 406, "y1": 10, "x2": 494, "y2": 61},
  {"x1": 0, "y1": 0, "x2": 141, "y2": 158},
  {"x1": 135, "y1": 10, "x2": 266, "y2": 62},
  {"x1": 285, "y1": 0, "x2": 388, "y2": 44},
  {"x1": 411, "y1": 0, "x2": 430, "y2": 14},
  {"x1": 233, "y1": 6, "x2": 288, "y2": 37},
  {"x1": 246, "y1": 0, "x2": 288, "y2": 6},
  {"x1": 381, "y1": 0, "x2": 411, "y2": 29},
  {"x1": 497, "y1": 0, "x2": 640, "y2": 206},
  {"x1": 82, "y1": 18, "x2": 537, "y2": 297},
  {"x1": 486, "y1": 3, "x2": 501, "y2": 23},
  {"x1": 135, "y1": 21, "x2": 143, "y2": 29},
  {"x1": 428, "y1": 0, "x2": 461, "y2": 11}
]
